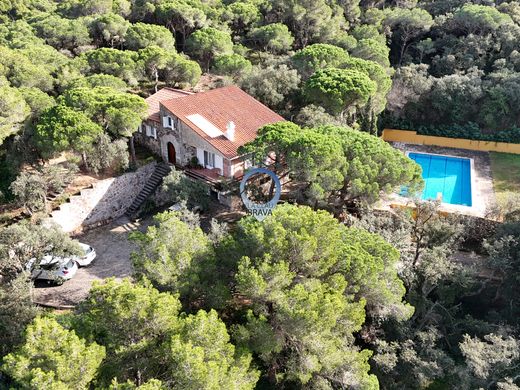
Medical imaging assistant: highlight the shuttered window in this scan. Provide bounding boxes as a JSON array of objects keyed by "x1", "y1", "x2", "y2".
[{"x1": 204, "y1": 151, "x2": 215, "y2": 168}]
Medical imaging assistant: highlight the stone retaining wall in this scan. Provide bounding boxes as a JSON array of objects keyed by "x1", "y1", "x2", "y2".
[{"x1": 50, "y1": 162, "x2": 156, "y2": 233}]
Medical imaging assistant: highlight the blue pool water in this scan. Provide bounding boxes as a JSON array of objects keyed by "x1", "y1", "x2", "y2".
[{"x1": 404, "y1": 152, "x2": 472, "y2": 206}]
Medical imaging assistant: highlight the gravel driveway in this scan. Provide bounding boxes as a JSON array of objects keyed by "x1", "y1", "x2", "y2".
[{"x1": 33, "y1": 216, "x2": 151, "y2": 308}]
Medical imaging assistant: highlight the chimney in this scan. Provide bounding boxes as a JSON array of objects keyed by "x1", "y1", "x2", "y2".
[{"x1": 225, "y1": 121, "x2": 235, "y2": 141}]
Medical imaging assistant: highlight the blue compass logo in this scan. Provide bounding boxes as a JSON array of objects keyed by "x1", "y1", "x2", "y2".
[{"x1": 239, "y1": 167, "x2": 281, "y2": 221}]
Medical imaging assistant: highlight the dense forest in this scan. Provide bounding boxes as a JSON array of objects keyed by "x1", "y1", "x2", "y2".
[{"x1": 2, "y1": 0, "x2": 520, "y2": 389}]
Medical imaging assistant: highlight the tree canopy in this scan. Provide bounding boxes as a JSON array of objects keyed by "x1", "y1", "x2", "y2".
[
  {"x1": 131, "y1": 211, "x2": 212, "y2": 298},
  {"x1": 241, "y1": 122, "x2": 423, "y2": 213},
  {"x1": 125, "y1": 22, "x2": 175, "y2": 51},
  {"x1": 34, "y1": 104, "x2": 103, "y2": 159},
  {"x1": 124, "y1": 202, "x2": 413, "y2": 388},
  {"x1": 3, "y1": 1, "x2": 520, "y2": 388},
  {"x1": 292, "y1": 43, "x2": 350, "y2": 77},
  {"x1": 74, "y1": 278, "x2": 259, "y2": 388},
  {"x1": 0, "y1": 85, "x2": 29, "y2": 144},
  {"x1": 304, "y1": 67, "x2": 377, "y2": 115},
  {"x1": 247, "y1": 23, "x2": 294, "y2": 54},
  {"x1": 2, "y1": 317, "x2": 105, "y2": 389},
  {"x1": 185, "y1": 27, "x2": 233, "y2": 71}
]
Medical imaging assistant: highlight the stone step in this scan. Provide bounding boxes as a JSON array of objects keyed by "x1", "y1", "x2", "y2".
[
  {"x1": 148, "y1": 175, "x2": 165, "y2": 183},
  {"x1": 155, "y1": 169, "x2": 168, "y2": 174},
  {"x1": 156, "y1": 169, "x2": 170, "y2": 174},
  {"x1": 146, "y1": 181, "x2": 161, "y2": 188},
  {"x1": 132, "y1": 196, "x2": 146, "y2": 205},
  {"x1": 125, "y1": 164, "x2": 171, "y2": 218},
  {"x1": 130, "y1": 201, "x2": 144, "y2": 208},
  {"x1": 147, "y1": 177, "x2": 162, "y2": 184},
  {"x1": 133, "y1": 192, "x2": 148, "y2": 200}
]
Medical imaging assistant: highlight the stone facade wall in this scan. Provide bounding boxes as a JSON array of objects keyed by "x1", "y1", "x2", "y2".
[
  {"x1": 158, "y1": 107, "x2": 222, "y2": 160},
  {"x1": 50, "y1": 163, "x2": 156, "y2": 233},
  {"x1": 157, "y1": 106, "x2": 239, "y2": 177},
  {"x1": 135, "y1": 120, "x2": 161, "y2": 156}
]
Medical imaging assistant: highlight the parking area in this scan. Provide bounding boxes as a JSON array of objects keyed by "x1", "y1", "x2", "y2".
[
  {"x1": 32, "y1": 201, "x2": 245, "y2": 308},
  {"x1": 33, "y1": 216, "x2": 151, "y2": 308}
]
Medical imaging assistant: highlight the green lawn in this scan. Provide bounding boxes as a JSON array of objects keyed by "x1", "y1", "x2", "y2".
[{"x1": 489, "y1": 152, "x2": 520, "y2": 206}]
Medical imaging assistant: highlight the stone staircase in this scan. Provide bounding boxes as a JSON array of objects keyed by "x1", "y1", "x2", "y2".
[
  {"x1": 8, "y1": 211, "x2": 31, "y2": 226},
  {"x1": 46, "y1": 171, "x2": 75, "y2": 203},
  {"x1": 125, "y1": 163, "x2": 172, "y2": 218},
  {"x1": 49, "y1": 162, "x2": 157, "y2": 233}
]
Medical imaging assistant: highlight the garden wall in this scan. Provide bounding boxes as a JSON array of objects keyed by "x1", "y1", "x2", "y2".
[
  {"x1": 49, "y1": 162, "x2": 156, "y2": 233},
  {"x1": 383, "y1": 129, "x2": 520, "y2": 154}
]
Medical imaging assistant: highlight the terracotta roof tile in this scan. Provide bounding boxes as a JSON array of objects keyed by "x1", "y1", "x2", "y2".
[
  {"x1": 160, "y1": 86, "x2": 285, "y2": 158},
  {"x1": 145, "y1": 88, "x2": 193, "y2": 122}
]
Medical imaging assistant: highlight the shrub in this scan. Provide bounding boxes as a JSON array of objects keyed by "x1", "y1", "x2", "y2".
[
  {"x1": 10, "y1": 171, "x2": 47, "y2": 213},
  {"x1": 86, "y1": 134, "x2": 129, "y2": 174},
  {"x1": 161, "y1": 169, "x2": 210, "y2": 211}
]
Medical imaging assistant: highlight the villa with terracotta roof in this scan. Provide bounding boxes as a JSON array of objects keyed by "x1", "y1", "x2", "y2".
[{"x1": 136, "y1": 86, "x2": 284, "y2": 182}]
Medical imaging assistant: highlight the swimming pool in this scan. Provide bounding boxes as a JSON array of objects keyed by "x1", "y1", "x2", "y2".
[{"x1": 405, "y1": 152, "x2": 472, "y2": 206}]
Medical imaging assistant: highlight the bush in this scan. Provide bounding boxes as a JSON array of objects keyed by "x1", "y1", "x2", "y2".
[
  {"x1": 86, "y1": 134, "x2": 129, "y2": 174},
  {"x1": 188, "y1": 156, "x2": 201, "y2": 168},
  {"x1": 10, "y1": 171, "x2": 47, "y2": 213},
  {"x1": 10, "y1": 164, "x2": 79, "y2": 213},
  {"x1": 160, "y1": 169, "x2": 210, "y2": 211},
  {"x1": 44, "y1": 164, "x2": 78, "y2": 194}
]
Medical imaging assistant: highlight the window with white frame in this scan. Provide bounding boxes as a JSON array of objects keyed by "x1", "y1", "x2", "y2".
[
  {"x1": 162, "y1": 115, "x2": 173, "y2": 129},
  {"x1": 204, "y1": 150, "x2": 215, "y2": 168},
  {"x1": 144, "y1": 125, "x2": 157, "y2": 139}
]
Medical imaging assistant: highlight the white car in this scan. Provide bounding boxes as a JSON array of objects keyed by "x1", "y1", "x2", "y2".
[
  {"x1": 27, "y1": 256, "x2": 78, "y2": 285},
  {"x1": 73, "y1": 243, "x2": 96, "y2": 267},
  {"x1": 168, "y1": 203, "x2": 183, "y2": 212},
  {"x1": 168, "y1": 203, "x2": 202, "y2": 213}
]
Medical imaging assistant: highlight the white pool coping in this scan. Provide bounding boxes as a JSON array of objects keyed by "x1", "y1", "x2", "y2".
[
  {"x1": 380, "y1": 144, "x2": 497, "y2": 219},
  {"x1": 404, "y1": 150, "x2": 476, "y2": 209}
]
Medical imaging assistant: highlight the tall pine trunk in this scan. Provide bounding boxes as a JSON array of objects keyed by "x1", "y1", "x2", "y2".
[
  {"x1": 82, "y1": 151, "x2": 89, "y2": 171},
  {"x1": 129, "y1": 136, "x2": 137, "y2": 168}
]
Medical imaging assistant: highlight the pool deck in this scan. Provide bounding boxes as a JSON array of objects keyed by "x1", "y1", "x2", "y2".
[{"x1": 383, "y1": 143, "x2": 496, "y2": 218}]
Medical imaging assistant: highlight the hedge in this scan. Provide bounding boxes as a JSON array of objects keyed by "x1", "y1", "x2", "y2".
[{"x1": 381, "y1": 117, "x2": 520, "y2": 144}]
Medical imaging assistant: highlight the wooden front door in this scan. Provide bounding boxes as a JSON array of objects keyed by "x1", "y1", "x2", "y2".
[{"x1": 167, "y1": 142, "x2": 176, "y2": 164}]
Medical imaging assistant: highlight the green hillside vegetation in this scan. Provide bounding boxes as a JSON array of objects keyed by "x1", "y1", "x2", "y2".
[{"x1": 1, "y1": 1, "x2": 520, "y2": 389}]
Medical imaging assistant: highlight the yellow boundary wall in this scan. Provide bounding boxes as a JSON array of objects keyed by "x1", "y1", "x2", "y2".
[{"x1": 382, "y1": 128, "x2": 520, "y2": 154}]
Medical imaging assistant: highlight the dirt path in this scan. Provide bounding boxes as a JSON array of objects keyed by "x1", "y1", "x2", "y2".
[{"x1": 33, "y1": 217, "x2": 151, "y2": 307}]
